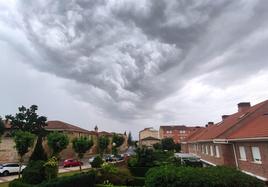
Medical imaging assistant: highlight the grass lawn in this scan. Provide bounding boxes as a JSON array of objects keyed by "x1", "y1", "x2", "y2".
[{"x1": 0, "y1": 182, "x2": 9, "y2": 187}]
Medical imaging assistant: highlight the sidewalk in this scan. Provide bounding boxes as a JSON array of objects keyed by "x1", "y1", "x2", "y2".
[{"x1": 0, "y1": 165, "x2": 91, "y2": 184}]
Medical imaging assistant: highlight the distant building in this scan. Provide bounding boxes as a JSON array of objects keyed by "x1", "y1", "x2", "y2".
[
  {"x1": 159, "y1": 125, "x2": 200, "y2": 143},
  {"x1": 139, "y1": 127, "x2": 160, "y2": 147},
  {"x1": 0, "y1": 120, "x2": 128, "y2": 163}
]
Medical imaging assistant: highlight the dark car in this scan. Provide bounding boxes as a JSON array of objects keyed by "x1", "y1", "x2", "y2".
[
  {"x1": 63, "y1": 159, "x2": 83, "y2": 167},
  {"x1": 114, "y1": 155, "x2": 124, "y2": 161},
  {"x1": 104, "y1": 155, "x2": 115, "y2": 162}
]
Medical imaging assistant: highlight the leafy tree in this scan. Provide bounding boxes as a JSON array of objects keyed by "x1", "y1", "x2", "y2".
[
  {"x1": 153, "y1": 143, "x2": 162, "y2": 150},
  {"x1": 112, "y1": 133, "x2": 125, "y2": 155},
  {"x1": 161, "y1": 138, "x2": 175, "y2": 151},
  {"x1": 47, "y1": 131, "x2": 69, "y2": 158},
  {"x1": 13, "y1": 130, "x2": 35, "y2": 178},
  {"x1": 72, "y1": 136, "x2": 93, "y2": 171},
  {"x1": 98, "y1": 135, "x2": 110, "y2": 157},
  {"x1": 0, "y1": 116, "x2": 5, "y2": 143},
  {"x1": 127, "y1": 131, "x2": 133, "y2": 147},
  {"x1": 29, "y1": 136, "x2": 48, "y2": 161},
  {"x1": 174, "y1": 143, "x2": 181, "y2": 152},
  {"x1": 5, "y1": 105, "x2": 48, "y2": 160}
]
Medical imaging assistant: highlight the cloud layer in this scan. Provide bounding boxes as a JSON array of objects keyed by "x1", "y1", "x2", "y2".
[{"x1": 1, "y1": 0, "x2": 268, "y2": 136}]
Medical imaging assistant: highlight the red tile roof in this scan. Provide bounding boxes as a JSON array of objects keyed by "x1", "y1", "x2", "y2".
[
  {"x1": 46, "y1": 120, "x2": 95, "y2": 134},
  {"x1": 186, "y1": 100, "x2": 268, "y2": 142},
  {"x1": 160, "y1": 125, "x2": 200, "y2": 131},
  {"x1": 228, "y1": 114, "x2": 268, "y2": 139}
]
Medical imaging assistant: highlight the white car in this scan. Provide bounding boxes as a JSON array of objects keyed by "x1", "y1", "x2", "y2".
[{"x1": 0, "y1": 163, "x2": 26, "y2": 176}]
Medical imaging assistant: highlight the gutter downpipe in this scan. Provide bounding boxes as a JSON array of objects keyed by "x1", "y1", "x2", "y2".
[{"x1": 232, "y1": 143, "x2": 239, "y2": 169}]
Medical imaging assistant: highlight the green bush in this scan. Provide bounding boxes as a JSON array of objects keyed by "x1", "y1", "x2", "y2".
[
  {"x1": 145, "y1": 165, "x2": 265, "y2": 187},
  {"x1": 91, "y1": 156, "x2": 104, "y2": 168},
  {"x1": 126, "y1": 177, "x2": 145, "y2": 186},
  {"x1": 29, "y1": 137, "x2": 48, "y2": 162},
  {"x1": 101, "y1": 162, "x2": 118, "y2": 174},
  {"x1": 40, "y1": 171, "x2": 96, "y2": 187},
  {"x1": 44, "y1": 157, "x2": 58, "y2": 180},
  {"x1": 9, "y1": 179, "x2": 34, "y2": 187},
  {"x1": 22, "y1": 160, "x2": 46, "y2": 184},
  {"x1": 129, "y1": 167, "x2": 150, "y2": 177}
]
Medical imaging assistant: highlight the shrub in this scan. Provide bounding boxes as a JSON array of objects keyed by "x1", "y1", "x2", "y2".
[
  {"x1": 145, "y1": 165, "x2": 265, "y2": 187},
  {"x1": 129, "y1": 166, "x2": 150, "y2": 177},
  {"x1": 101, "y1": 162, "x2": 118, "y2": 174},
  {"x1": 91, "y1": 156, "x2": 104, "y2": 168},
  {"x1": 127, "y1": 157, "x2": 138, "y2": 167},
  {"x1": 22, "y1": 160, "x2": 46, "y2": 184},
  {"x1": 44, "y1": 157, "x2": 58, "y2": 180},
  {"x1": 40, "y1": 171, "x2": 96, "y2": 187},
  {"x1": 29, "y1": 137, "x2": 48, "y2": 161},
  {"x1": 9, "y1": 179, "x2": 34, "y2": 187}
]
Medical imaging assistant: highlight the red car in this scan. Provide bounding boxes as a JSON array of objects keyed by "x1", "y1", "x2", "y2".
[{"x1": 63, "y1": 159, "x2": 83, "y2": 167}]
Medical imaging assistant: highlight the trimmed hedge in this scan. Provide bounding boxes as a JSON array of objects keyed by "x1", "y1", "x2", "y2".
[
  {"x1": 129, "y1": 167, "x2": 150, "y2": 177},
  {"x1": 145, "y1": 165, "x2": 265, "y2": 187},
  {"x1": 10, "y1": 171, "x2": 96, "y2": 187},
  {"x1": 22, "y1": 160, "x2": 46, "y2": 184}
]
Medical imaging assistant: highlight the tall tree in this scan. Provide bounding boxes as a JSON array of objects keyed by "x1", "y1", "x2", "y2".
[
  {"x1": 5, "y1": 105, "x2": 48, "y2": 160},
  {"x1": 72, "y1": 136, "x2": 93, "y2": 171},
  {"x1": 161, "y1": 138, "x2": 175, "y2": 151},
  {"x1": 98, "y1": 135, "x2": 110, "y2": 157},
  {"x1": 127, "y1": 131, "x2": 133, "y2": 147},
  {"x1": 47, "y1": 131, "x2": 69, "y2": 158},
  {"x1": 112, "y1": 133, "x2": 125, "y2": 155},
  {"x1": 13, "y1": 130, "x2": 35, "y2": 178}
]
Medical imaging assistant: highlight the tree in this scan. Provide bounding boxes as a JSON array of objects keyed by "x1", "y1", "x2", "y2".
[
  {"x1": 47, "y1": 131, "x2": 69, "y2": 158},
  {"x1": 112, "y1": 133, "x2": 125, "y2": 155},
  {"x1": 0, "y1": 116, "x2": 5, "y2": 143},
  {"x1": 127, "y1": 131, "x2": 133, "y2": 147},
  {"x1": 29, "y1": 136, "x2": 48, "y2": 161},
  {"x1": 153, "y1": 143, "x2": 162, "y2": 150},
  {"x1": 13, "y1": 130, "x2": 35, "y2": 178},
  {"x1": 161, "y1": 138, "x2": 175, "y2": 151},
  {"x1": 98, "y1": 135, "x2": 110, "y2": 157},
  {"x1": 72, "y1": 136, "x2": 93, "y2": 171},
  {"x1": 174, "y1": 143, "x2": 181, "y2": 152},
  {"x1": 5, "y1": 105, "x2": 48, "y2": 161}
]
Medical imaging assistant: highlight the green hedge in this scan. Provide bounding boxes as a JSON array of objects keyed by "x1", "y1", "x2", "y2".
[
  {"x1": 10, "y1": 171, "x2": 96, "y2": 187},
  {"x1": 22, "y1": 160, "x2": 46, "y2": 184},
  {"x1": 129, "y1": 167, "x2": 150, "y2": 177},
  {"x1": 145, "y1": 165, "x2": 265, "y2": 187}
]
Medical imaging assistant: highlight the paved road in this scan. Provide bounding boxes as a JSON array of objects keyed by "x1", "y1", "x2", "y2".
[{"x1": 0, "y1": 163, "x2": 91, "y2": 183}]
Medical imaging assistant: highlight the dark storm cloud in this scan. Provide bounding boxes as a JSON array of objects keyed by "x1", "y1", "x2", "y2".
[{"x1": 7, "y1": 0, "x2": 268, "y2": 121}]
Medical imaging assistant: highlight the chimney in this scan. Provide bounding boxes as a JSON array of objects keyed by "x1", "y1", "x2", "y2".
[
  {"x1": 94, "y1": 125, "x2": 98, "y2": 133},
  {"x1": 206, "y1": 122, "x2": 214, "y2": 127},
  {"x1": 222, "y1": 115, "x2": 230, "y2": 120},
  {"x1": 238, "y1": 102, "x2": 251, "y2": 112}
]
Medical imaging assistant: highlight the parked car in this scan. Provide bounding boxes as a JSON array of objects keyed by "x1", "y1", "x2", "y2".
[
  {"x1": 114, "y1": 154, "x2": 124, "y2": 161},
  {"x1": 88, "y1": 156, "x2": 96, "y2": 164},
  {"x1": 104, "y1": 155, "x2": 115, "y2": 162},
  {"x1": 63, "y1": 159, "x2": 83, "y2": 167},
  {"x1": 0, "y1": 163, "x2": 26, "y2": 176}
]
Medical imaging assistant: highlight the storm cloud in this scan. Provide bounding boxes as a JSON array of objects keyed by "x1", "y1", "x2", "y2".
[{"x1": 1, "y1": 0, "x2": 268, "y2": 135}]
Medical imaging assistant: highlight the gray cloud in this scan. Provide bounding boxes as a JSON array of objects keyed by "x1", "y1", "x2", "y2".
[{"x1": 1, "y1": 0, "x2": 268, "y2": 129}]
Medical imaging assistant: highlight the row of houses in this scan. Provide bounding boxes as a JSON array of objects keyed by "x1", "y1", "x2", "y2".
[
  {"x1": 0, "y1": 120, "x2": 128, "y2": 163},
  {"x1": 139, "y1": 125, "x2": 200, "y2": 147},
  {"x1": 182, "y1": 100, "x2": 268, "y2": 182}
]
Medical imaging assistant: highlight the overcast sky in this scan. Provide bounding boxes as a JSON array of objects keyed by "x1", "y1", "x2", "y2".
[{"x1": 1, "y1": 0, "x2": 268, "y2": 139}]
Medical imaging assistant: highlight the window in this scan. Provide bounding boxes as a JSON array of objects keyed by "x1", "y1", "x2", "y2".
[
  {"x1": 180, "y1": 130, "x2": 186, "y2": 134},
  {"x1": 210, "y1": 146, "x2": 214, "y2": 156},
  {"x1": 205, "y1": 145, "x2": 208, "y2": 154},
  {"x1": 215, "y1": 145, "x2": 220, "y2": 158},
  {"x1": 251, "y1": 147, "x2": 261, "y2": 163},
  {"x1": 239, "y1": 146, "x2": 246, "y2": 160}
]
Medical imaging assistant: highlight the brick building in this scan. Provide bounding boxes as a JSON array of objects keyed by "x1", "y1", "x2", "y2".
[
  {"x1": 182, "y1": 100, "x2": 268, "y2": 182},
  {"x1": 159, "y1": 125, "x2": 200, "y2": 143}
]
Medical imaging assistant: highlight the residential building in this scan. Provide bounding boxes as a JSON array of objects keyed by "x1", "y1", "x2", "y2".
[
  {"x1": 139, "y1": 127, "x2": 160, "y2": 147},
  {"x1": 182, "y1": 100, "x2": 268, "y2": 182},
  {"x1": 159, "y1": 125, "x2": 200, "y2": 143}
]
